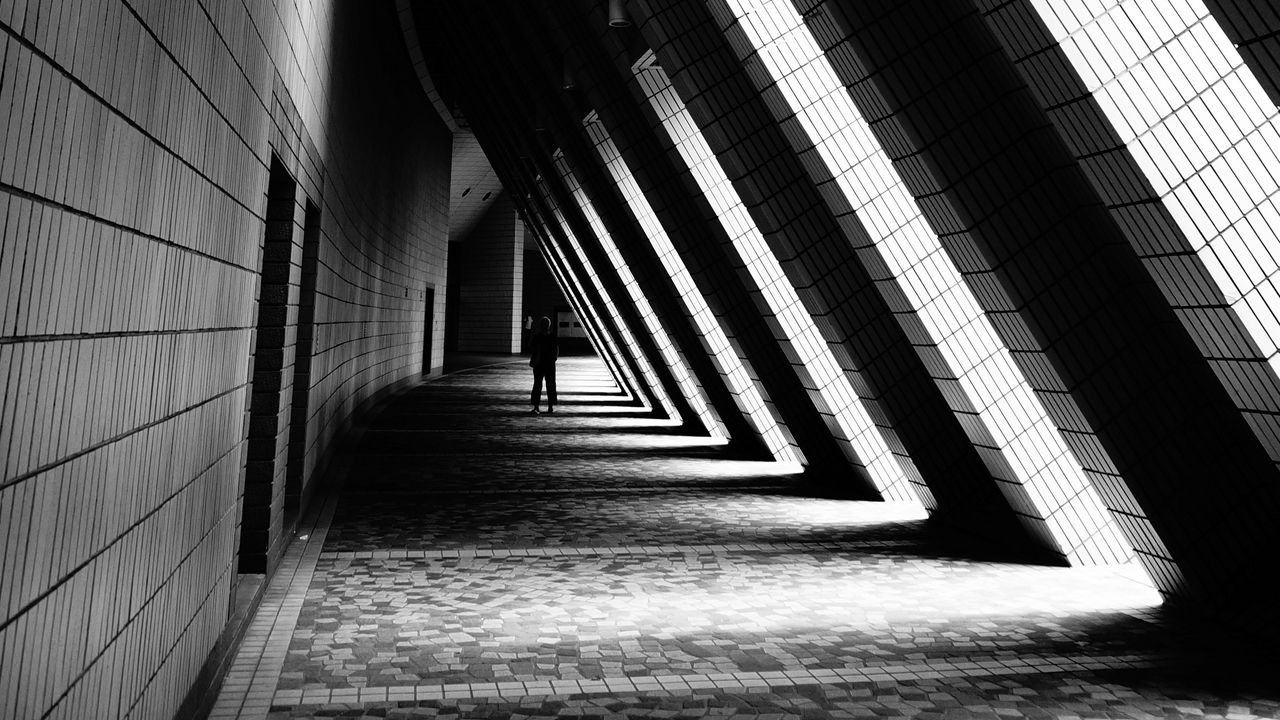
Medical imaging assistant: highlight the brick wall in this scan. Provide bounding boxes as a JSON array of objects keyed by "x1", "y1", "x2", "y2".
[{"x1": 0, "y1": 1, "x2": 450, "y2": 717}]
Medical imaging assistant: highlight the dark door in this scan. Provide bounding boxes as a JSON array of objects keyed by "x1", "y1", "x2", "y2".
[{"x1": 423, "y1": 286, "x2": 435, "y2": 375}]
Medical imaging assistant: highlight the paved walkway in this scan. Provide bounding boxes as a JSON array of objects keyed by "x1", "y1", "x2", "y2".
[{"x1": 212, "y1": 357, "x2": 1279, "y2": 719}]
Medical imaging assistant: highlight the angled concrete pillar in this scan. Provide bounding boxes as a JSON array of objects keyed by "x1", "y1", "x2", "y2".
[
  {"x1": 444, "y1": 53, "x2": 657, "y2": 408},
  {"x1": 977, "y1": 1, "x2": 1280, "y2": 477},
  {"x1": 626, "y1": 0, "x2": 1083, "y2": 555},
  {"x1": 561, "y1": 4, "x2": 877, "y2": 487},
  {"x1": 528, "y1": 177, "x2": 675, "y2": 416},
  {"x1": 524, "y1": 210, "x2": 643, "y2": 401},
  {"x1": 455, "y1": 5, "x2": 771, "y2": 451},
  {"x1": 797, "y1": 0, "x2": 1280, "y2": 612},
  {"x1": 1203, "y1": 0, "x2": 1280, "y2": 107},
  {"x1": 538, "y1": 159, "x2": 714, "y2": 431}
]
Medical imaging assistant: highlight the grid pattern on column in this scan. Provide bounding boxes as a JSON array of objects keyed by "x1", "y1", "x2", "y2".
[
  {"x1": 527, "y1": 213, "x2": 627, "y2": 391},
  {"x1": 553, "y1": 152, "x2": 725, "y2": 439},
  {"x1": 531, "y1": 216, "x2": 640, "y2": 400},
  {"x1": 715, "y1": 0, "x2": 1131, "y2": 565},
  {"x1": 633, "y1": 58, "x2": 912, "y2": 497},
  {"x1": 535, "y1": 164, "x2": 661, "y2": 409},
  {"x1": 1019, "y1": 0, "x2": 1280, "y2": 463},
  {"x1": 533, "y1": 179, "x2": 666, "y2": 415},
  {"x1": 583, "y1": 122, "x2": 798, "y2": 464},
  {"x1": 529, "y1": 175, "x2": 650, "y2": 407},
  {"x1": 1204, "y1": 0, "x2": 1280, "y2": 107},
  {"x1": 528, "y1": 225, "x2": 629, "y2": 395}
]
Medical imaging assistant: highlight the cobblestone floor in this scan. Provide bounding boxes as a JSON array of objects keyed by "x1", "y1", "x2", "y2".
[{"x1": 213, "y1": 357, "x2": 1280, "y2": 719}]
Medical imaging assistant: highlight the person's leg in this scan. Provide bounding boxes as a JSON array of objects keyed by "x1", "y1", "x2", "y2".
[
  {"x1": 531, "y1": 369, "x2": 543, "y2": 413},
  {"x1": 547, "y1": 364, "x2": 556, "y2": 412}
]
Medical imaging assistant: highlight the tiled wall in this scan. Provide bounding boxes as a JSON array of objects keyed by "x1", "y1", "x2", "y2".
[
  {"x1": 450, "y1": 195, "x2": 524, "y2": 354},
  {"x1": 792, "y1": 0, "x2": 1280, "y2": 612},
  {"x1": 696, "y1": 0, "x2": 1135, "y2": 564},
  {"x1": 0, "y1": 0, "x2": 450, "y2": 716},
  {"x1": 633, "y1": 0, "x2": 1113, "y2": 559},
  {"x1": 977, "y1": 0, "x2": 1280, "y2": 475},
  {"x1": 1205, "y1": 0, "x2": 1280, "y2": 106}
]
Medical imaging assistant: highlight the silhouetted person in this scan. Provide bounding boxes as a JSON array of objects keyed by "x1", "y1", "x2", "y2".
[{"x1": 529, "y1": 316, "x2": 558, "y2": 414}]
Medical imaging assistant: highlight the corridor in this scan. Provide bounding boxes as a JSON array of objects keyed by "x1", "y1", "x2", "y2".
[{"x1": 209, "y1": 358, "x2": 1278, "y2": 720}]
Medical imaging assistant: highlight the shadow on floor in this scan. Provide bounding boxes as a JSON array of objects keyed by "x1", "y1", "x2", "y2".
[{"x1": 261, "y1": 355, "x2": 1280, "y2": 719}]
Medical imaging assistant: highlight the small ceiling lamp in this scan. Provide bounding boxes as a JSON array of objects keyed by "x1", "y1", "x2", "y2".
[{"x1": 608, "y1": 0, "x2": 630, "y2": 28}]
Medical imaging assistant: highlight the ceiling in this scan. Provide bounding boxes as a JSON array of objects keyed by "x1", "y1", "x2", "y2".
[{"x1": 396, "y1": 0, "x2": 505, "y2": 244}]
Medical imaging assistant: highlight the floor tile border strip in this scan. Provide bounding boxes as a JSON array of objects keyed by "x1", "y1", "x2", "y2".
[
  {"x1": 337, "y1": 484, "x2": 796, "y2": 497},
  {"x1": 364, "y1": 451, "x2": 730, "y2": 457},
  {"x1": 270, "y1": 653, "x2": 1165, "y2": 707},
  {"x1": 317, "y1": 539, "x2": 918, "y2": 560},
  {"x1": 366, "y1": 421, "x2": 664, "y2": 431},
  {"x1": 207, "y1": 495, "x2": 340, "y2": 720}
]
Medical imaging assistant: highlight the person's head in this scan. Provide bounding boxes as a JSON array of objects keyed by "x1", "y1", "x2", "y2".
[{"x1": 539, "y1": 316, "x2": 552, "y2": 333}]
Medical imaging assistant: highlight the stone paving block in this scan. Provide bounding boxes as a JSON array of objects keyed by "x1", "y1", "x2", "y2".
[{"x1": 229, "y1": 359, "x2": 1279, "y2": 719}]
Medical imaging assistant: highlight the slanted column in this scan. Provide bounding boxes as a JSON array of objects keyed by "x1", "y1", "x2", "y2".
[
  {"x1": 1203, "y1": 0, "x2": 1280, "y2": 107},
  {"x1": 525, "y1": 210, "x2": 645, "y2": 401},
  {"x1": 540, "y1": 155, "x2": 716, "y2": 431},
  {"x1": 472, "y1": 86, "x2": 683, "y2": 417},
  {"x1": 799, "y1": 0, "x2": 1280, "y2": 611},
  {"x1": 528, "y1": 176, "x2": 673, "y2": 414},
  {"x1": 636, "y1": 0, "x2": 1078, "y2": 555},
  {"x1": 570, "y1": 5, "x2": 877, "y2": 486},
  {"x1": 449, "y1": 5, "x2": 769, "y2": 451},
  {"x1": 978, "y1": 0, "x2": 1280, "y2": 478}
]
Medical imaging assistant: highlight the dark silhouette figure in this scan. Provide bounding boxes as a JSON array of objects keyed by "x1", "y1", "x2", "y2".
[{"x1": 529, "y1": 316, "x2": 558, "y2": 414}]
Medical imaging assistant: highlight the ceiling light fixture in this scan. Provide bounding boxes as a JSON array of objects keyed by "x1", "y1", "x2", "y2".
[{"x1": 608, "y1": 0, "x2": 630, "y2": 28}]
